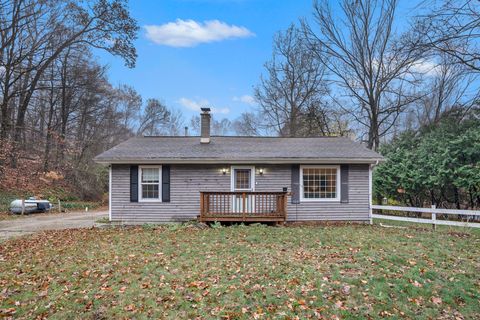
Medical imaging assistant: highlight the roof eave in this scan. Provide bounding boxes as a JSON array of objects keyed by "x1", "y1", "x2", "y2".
[{"x1": 94, "y1": 157, "x2": 384, "y2": 165}]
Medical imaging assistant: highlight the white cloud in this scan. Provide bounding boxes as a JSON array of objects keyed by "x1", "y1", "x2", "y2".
[
  {"x1": 233, "y1": 95, "x2": 256, "y2": 106},
  {"x1": 411, "y1": 60, "x2": 440, "y2": 76},
  {"x1": 144, "y1": 19, "x2": 254, "y2": 47},
  {"x1": 178, "y1": 97, "x2": 230, "y2": 114}
]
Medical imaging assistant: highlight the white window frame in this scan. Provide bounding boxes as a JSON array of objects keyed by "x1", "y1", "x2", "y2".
[
  {"x1": 138, "y1": 165, "x2": 162, "y2": 202},
  {"x1": 230, "y1": 166, "x2": 255, "y2": 191},
  {"x1": 300, "y1": 165, "x2": 341, "y2": 202}
]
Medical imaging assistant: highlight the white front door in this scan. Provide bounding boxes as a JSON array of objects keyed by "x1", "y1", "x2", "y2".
[{"x1": 231, "y1": 166, "x2": 255, "y2": 213}]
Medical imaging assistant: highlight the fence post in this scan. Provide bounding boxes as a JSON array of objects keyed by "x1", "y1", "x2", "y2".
[
  {"x1": 21, "y1": 199, "x2": 25, "y2": 215},
  {"x1": 431, "y1": 204, "x2": 436, "y2": 231}
]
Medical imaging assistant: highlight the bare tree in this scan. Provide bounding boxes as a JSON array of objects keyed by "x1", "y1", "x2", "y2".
[
  {"x1": 189, "y1": 115, "x2": 200, "y2": 135},
  {"x1": 233, "y1": 112, "x2": 261, "y2": 136},
  {"x1": 189, "y1": 115, "x2": 233, "y2": 136},
  {"x1": 413, "y1": 53, "x2": 479, "y2": 126},
  {"x1": 0, "y1": 0, "x2": 143, "y2": 197},
  {"x1": 0, "y1": 0, "x2": 41, "y2": 140},
  {"x1": 137, "y1": 99, "x2": 171, "y2": 136},
  {"x1": 212, "y1": 118, "x2": 232, "y2": 136},
  {"x1": 116, "y1": 84, "x2": 142, "y2": 130},
  {"x1": 0, "y1": 0, "x2": 138, "y2": 162},
  {"x1": 416, "y1": 0, "x2": 480, "y2": 73},
  {"x1": 255, "y1": 25, "x2": 332, "y2": 137},
  {"x1": 303, "y1": 0, "x2": 424, "y2": 150},
  {"x1": 163, "y1": 108, "x2": 185, "y2": 136}
]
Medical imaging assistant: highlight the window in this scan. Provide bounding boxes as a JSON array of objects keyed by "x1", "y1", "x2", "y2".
[
  {"x1": 230, "y1": 166, "x2": 255, "y2": 191},
  {"x1": 139, "y1": 166, "x2": 161, "y2": 201},
  {"x1": 301, "y1": 166, "x2": 340, "y2": 201},
  {"x1": 235, "y1": 169, "x2": 251, "y2": 189}
]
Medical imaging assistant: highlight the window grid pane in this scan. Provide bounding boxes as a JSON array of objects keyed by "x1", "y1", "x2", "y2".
[
  {"x1": 235, "y1": 169, "x2": 251, "y2": 189},
  {"x1": 141, "y1": 168, "x2": 160, "y2": 199},
  {"x1": 142, "y1": 184, "x2": 159, "y2": 199},
  {"x1": 303, "y1": 168, "x2": 337, "y2": 199},
  {"x1": 142, "y1": 168, "x2": 159, "y2": 183}
]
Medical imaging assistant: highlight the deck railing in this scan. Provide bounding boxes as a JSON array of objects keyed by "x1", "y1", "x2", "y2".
[{"x1": 199, "y1": 191, "x2": 288, "y2": 222}]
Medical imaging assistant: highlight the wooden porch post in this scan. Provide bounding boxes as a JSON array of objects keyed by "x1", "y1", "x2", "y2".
[
  {"x1": 200, "y1": 192, "x2": 204, "y2": 221},
  {"x1": 242, "y1": 192, "x2": 246, "y2": 221}
]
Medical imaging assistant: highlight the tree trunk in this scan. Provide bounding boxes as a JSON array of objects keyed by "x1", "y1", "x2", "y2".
[
  {"x1": 56, "y1": 50, "x2": 71, "y2": 166},
  {"x1": 453, "y1": 187, "x2": 461, "y2": 209},
  {"x1": 430, "y1": 189, "x2": 436, "y2": 206},
  {"x1": 43, "y1": 72, "x2": 56, "y2": 172}
]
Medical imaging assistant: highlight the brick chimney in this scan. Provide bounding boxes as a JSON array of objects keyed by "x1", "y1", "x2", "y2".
[{"x1": 200, "y1": 107, "x2": 211, "y2": 144}]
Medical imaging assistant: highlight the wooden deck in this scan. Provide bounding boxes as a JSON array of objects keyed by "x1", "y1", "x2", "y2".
[{"x1": 199, "y1": 191, "x2": 288, "y2": 222}]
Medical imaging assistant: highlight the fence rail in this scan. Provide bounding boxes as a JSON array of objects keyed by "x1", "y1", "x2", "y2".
[
  {"x1": 199, "y1": 191, "x2": 288, "y2": 222},
  {"x1": 371, "y1": 205, "x2": 480, "y2": 229}
]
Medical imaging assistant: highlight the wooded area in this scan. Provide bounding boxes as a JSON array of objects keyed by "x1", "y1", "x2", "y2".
[
  {"x1": 253, "y1": 0, "x2": 480, "y2": 208},
  {"x1": 374, "y1": 109, "x2": 480, "y2": 209},
  {"x1": 0, "y1": 0, "x2": 140, "y2": 199},
  {"x1": 0, "y1": 0, "x2": 479, "y2": 208},
  {"x1": 0, "y1": 0, "x2": 246, "y2": 200}
]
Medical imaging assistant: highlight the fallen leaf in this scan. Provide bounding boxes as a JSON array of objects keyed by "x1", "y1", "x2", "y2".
[
  {"x1": 124, "y1": 304, "x2": 136, "y2": 312},
  {"x1": 431, "y1": 297, "x2": 442, "y2": 305},
  {"x1": 0, "y1": 308, "x2": 16, "y2": 315},
  {"x1": 38, "y1": 290, "x2": 48, "y2": 297}
]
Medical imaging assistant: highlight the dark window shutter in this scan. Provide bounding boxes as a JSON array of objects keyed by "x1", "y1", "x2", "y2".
[
  {"x1": 162, "y1": 165, "x2": 170, "y2": 202},
  {"x1": 340, "y1": 164, "x2": 349, "y2": 203},
  {"x1": 130, "y1": 165, "x2": 139, "y2": 202},
  {"x1": 291, "y1": 164, "x2": 300, "y2": 204}
]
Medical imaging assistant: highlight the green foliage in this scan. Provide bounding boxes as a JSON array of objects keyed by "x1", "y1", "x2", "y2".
[
  {"x1": 95, "y1": 217, "x2": 110, "y2": 224},
  {"x1": 70, "y1": 164, "x2": 109, "y2": 201},
  {"x1": 374, "y1": 110, "x2": 480, "y2": 208},
  {"x1": 167, "y1": 223, "x2": 181, "y2": 231},
  {"x1": 0, "y1": 192, "x2": 21, "y2": 213},
  {"x1": 60, "y1": 201, "x2": 103, "y2": 211},
  {"x1": 211, "y1": 221, "x2": 223, "y2": 229}
]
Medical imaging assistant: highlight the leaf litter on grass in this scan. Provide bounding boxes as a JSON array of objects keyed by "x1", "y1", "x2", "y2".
[{"x1": 0, "y1": 224, "x2": 479, "y2": 319}]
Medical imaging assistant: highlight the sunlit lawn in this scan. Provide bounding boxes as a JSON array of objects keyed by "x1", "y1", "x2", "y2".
[{"x1": 0, "y1": 223, "x2": 479, "y2": 319}]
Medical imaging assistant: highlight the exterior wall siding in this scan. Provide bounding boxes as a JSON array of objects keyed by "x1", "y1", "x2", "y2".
[{"x1": 111, "y1": 164, "x2": 370, "y2": 223}]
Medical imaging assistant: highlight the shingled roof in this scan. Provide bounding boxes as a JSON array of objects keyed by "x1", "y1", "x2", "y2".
[{"x1": 94, "y1": 136, "x2": 383, "y2": 164}]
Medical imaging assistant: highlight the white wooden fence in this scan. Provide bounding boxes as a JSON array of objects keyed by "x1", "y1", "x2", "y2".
[{"x1": 371, "y1": 205, "x2": 480, "y2": 229}]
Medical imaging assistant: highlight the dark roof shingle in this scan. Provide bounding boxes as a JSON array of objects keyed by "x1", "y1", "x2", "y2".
[{"x1": 94, "y1": 136, "x2": 383, "y2": 163}]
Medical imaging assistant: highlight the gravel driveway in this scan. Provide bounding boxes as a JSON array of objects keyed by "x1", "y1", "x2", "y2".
[{"x1": 0, "y1": 210, "x2": 108, "y2": 241}]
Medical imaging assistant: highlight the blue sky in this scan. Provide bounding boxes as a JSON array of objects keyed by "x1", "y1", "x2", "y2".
[{"x1": 97, "y1": 0, "x2": 419, "y2": 122}]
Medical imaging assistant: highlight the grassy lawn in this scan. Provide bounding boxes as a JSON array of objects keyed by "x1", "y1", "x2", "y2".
[
  {"x1": 374, "y1": 217, "x2": 480, "y2": 232},
  {"x1": 0, "y1": 224, "x2": 479, "y2": 319}
]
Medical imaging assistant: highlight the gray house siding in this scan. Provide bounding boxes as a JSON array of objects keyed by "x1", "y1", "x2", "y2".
[{"x1": 110, "y1": 163, "x2": 370, "y2": 223}]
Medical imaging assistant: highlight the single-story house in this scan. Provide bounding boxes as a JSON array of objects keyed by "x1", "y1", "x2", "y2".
[{"x1": 94, "y1": 108, "x2": 383, "y2": 224}]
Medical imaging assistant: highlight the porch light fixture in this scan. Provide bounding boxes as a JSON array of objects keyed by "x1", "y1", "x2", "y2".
[
  {"x1": 259, "y1": 168, "x2": 264, "y2": 175},
  {"x1": 222, "y1": 168, "x2": 227, "y2": 175}
]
